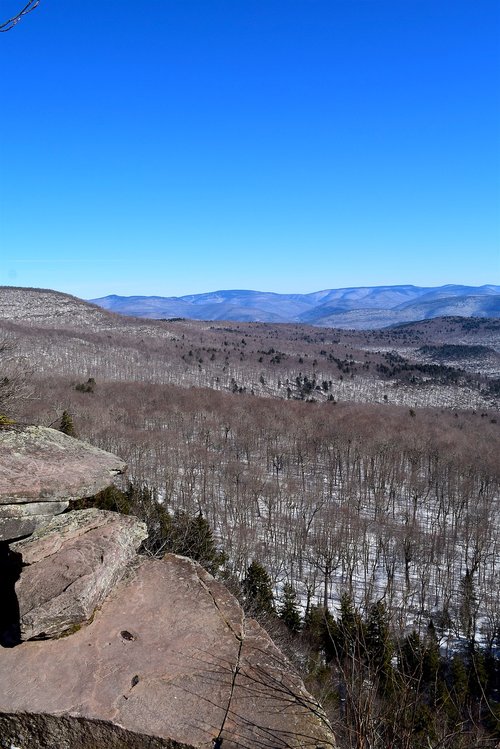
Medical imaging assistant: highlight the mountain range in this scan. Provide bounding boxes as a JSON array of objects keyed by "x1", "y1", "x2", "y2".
[{"x1": 91, "y1": 284, "x2": 500, "y2": 329}]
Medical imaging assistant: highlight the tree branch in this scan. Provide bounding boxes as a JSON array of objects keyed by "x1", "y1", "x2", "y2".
[{"x1": 0, "y1": 0, "x2": 40, "y2": 32}]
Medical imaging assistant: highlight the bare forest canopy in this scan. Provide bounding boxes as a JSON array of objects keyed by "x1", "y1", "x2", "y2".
[
  {"x1": 0, "y1": 286, "x2": 499, "y2": 413},
  {"x1": 3, "y1": 286, "x2": 498, "y2": 608},
  {"x1": 2, "y1": 285, "x2": 500, "y2": 746}
]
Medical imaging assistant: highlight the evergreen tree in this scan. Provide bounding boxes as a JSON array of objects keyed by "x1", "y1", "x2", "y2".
[
  {"x1": 448, "y1": 655, "x2": 468, "y2": 717},
  {"x1": 365, "y1": 600, "x2": 394, "y2": 691},
  {"x1": 303, "y1": 604, "x2": 337, "y2": 661},
  {"x1": 279, "y1": 582, "x2": 301, "y2": 633},
  {"x1": 459, "y1": 569, "x2": 477, "y2": 646},
  {"x1": 70, "y1": 484, "x2": 134, "y2": 515},
  {"x1": 468, "y1": 647, "x2": 488, "y2": 699},
  {"x1": 89, "y1": 485, "x2": 131, "y2": 514},
  {"x1": 243, "y1": 560, "x2": 275, "y2": 617},
  {"x1": 59, "y1": 410, "x2": 76, "y2": 436},
  {"x1": 336, "y1": 592, "x2": 363, "y2": 662},
  {"x1": 125, "y1": 483, "x2": 173, "y2": 556},
  {"x1": 71, "y1": 482, "x2": 225, "y2": 574},
  {"x1": 485, "y1": 649, "x2": 500, "y2": 701},
  {"x1": 422, "y1": 620, "x2": 441, "y2": 700},
  {"x1": 400, "y1": 630, "x2": 423, "y2": 681},
  {"x1": 167, "y1": 510, "x2": 226, "y2": 576},
  {"x1": 75, "y1": 377, "x2": 95, "y2": 393}
]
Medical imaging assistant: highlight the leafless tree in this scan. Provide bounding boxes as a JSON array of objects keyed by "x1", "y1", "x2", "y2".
[
  {"x1": 0, "y1": 0, "x2": 40, "y2": 32},
  {"x1": 0, "y1": 337, "x2": 33, "y2": 418}
]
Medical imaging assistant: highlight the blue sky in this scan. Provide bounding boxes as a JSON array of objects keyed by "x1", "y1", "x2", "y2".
[{"x1": 0, "y1": 0, "x2": 499, "y2": 298}]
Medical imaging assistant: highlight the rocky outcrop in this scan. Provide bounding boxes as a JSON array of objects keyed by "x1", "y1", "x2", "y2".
[
  {"x1": 12, "y1": 509, "x2": 148, "y2": 640},
  {"x1": 0, "y1": 426, "x2": 126, "y2": 541},
  {"x1": 0, "y1": 427, "x2": 336, "y2": 748},
  {"x1": 0, "y1": 713, "x2": 187, "y2": 749},
  {"x1": 0, "y1": 542, "x2": 335, "y2": 748}
]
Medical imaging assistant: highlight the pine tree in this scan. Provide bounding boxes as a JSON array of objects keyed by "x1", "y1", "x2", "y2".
[
  {"x1": 365, "y1": 600, "x2": 394, "y2": 692},
  {"x1": 279, "y1": 583, "x2": 301, "y2": 632},
  {"x1": 400, "y1": 630, "x2": 423, "y2": 680},
  {"x1": 90, "y1": 486, "x2": 131, "y2": 514},
  {"x1": 422, "y1": 620, "x2": 441, "y2": 698},
  {"x1": 303, "y1": 604, "x2": 337, "y2": 661},
  {"x1": 459, "y1": 569, "x2": 477, "y2": 646},
  {"x1": 448, "y1": 655, "x2": 468, "y2": 716},
  {"x1": 336, "y1": 592, "x2": 363, "y2": 661},
  {"x1": 176, "y1": 511, "x2": 226, "y2": 576},
  {"x1": 125, "y1": 483, "x2": 172, "y2": 555},
  {"x1": 161, "y1": 509, "x2": 226, "y2": 576},
  {"x1": 59, "y1": 410, "x2": 76, "y2": 437},
  {"x1": 243, "y1": 560, "x2": 275, "y2": 617},
  {"x1": 468, "y1": 647, "x2": 488, "y2": 699}
]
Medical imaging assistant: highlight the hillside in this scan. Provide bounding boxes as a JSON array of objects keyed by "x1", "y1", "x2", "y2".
[
  {"x1": 91, "y1": 284, "x2": 500, "y2": 328},
  {"x1": 1, "y1": 287, "x2": 499, "y2": 412},
  {"x1": 3, "y1": 285, "x2": 500, "y2": 747}
]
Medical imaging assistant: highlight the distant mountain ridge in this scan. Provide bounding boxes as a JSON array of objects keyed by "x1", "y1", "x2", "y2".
[{"x1": 90, "y1": 284, "x2": 500, "y2": 329}]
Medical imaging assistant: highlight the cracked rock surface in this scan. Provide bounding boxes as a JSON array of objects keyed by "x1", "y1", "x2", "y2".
[{"x1": 0, "y1": 551, "x2": 335, "y2": 749}]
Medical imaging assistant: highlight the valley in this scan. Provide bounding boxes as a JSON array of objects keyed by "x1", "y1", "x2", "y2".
[
  {"x1": 1, "y1": 287, "x2": 499, "y2": 412},
  {"x1": 2, "y1": 285, "x2": 500, "y2": 747}
]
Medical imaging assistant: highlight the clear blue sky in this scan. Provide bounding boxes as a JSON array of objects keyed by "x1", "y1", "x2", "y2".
[{"x1": 1, "y1": 0, "x2": 499, "y2": 298}]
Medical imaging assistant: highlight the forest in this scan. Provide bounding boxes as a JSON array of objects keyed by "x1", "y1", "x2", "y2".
[{"x1": 1, "y1": 288, "x2": 500, "y2": 748}]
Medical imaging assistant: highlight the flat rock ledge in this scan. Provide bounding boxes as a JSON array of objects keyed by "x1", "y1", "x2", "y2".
[
  {"x1": 13, "y1": 509, "x2": 148, "y2": 640},
  {"x1": 0, "y1": 552, "x2": 336, "y2": 749},
  {"x1": 0, "y1": 426, "x2": 127, "y2": 541}
]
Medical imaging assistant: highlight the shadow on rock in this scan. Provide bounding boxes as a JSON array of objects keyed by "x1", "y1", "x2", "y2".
[{"x1": 0, "y1": 541, "x2": 24, "y2": 647}]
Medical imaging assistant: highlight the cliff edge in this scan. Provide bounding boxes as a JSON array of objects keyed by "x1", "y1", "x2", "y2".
[{"x1": 0, "y1": 428, "x2": 335, "y2": 748}]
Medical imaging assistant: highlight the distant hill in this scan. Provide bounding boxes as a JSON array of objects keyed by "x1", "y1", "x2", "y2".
[
  {"x1": 91, "y1": 284, "x2": 500, "y2": 329},
  {"x1": 1, "y1": 286, "x2": 499, "y2": 413}
]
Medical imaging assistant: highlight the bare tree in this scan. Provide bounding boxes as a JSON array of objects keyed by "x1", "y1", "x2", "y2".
[
  {"x1": 1, "y1": 0, "x2": 40, "y2": 32},
  {"x1": 0, "y1": 337, "x2": 33, "y2": 418}
]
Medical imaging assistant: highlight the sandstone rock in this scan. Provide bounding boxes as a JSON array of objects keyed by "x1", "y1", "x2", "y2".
[
  {"x1": 0, "y1": 426, "x2": 126, "y2": 541},
  {"x1": 11, "y1": 509, "x2": 148, "y2": 640},
  {"x1": 0, "y1": 553, "x2": 336, "y2": 749},
  {"x1": 0, "y1": 501, "x2": 69, "y2": 543},
  {"x1": 0, "y1": 425, "x2": 127, "y2": 502},
  {"x1": 0, "y1": 713, "x2": 186, "y2": 749}
]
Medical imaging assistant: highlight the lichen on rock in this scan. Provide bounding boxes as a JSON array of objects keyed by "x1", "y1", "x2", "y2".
[{"x1": 0, "y1": 425, "x2": 126, "y2": 541}]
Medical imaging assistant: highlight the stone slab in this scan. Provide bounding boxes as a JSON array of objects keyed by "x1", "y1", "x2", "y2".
[
  {"x1": 0, "y1": 513, "x2": 64, "y2": 543},
  {"x1": 12, "y1": 509, "x2": 148, "y2": 640},
  {"x1": 0, "y1": 426, "x2": 126, "y2": 504},
  {"x1": 0, "y1": 501, "x2": 69, "y2": 543},
  {"x1": 0, "y1": 554, "x2": 335, "y2": 749}
]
